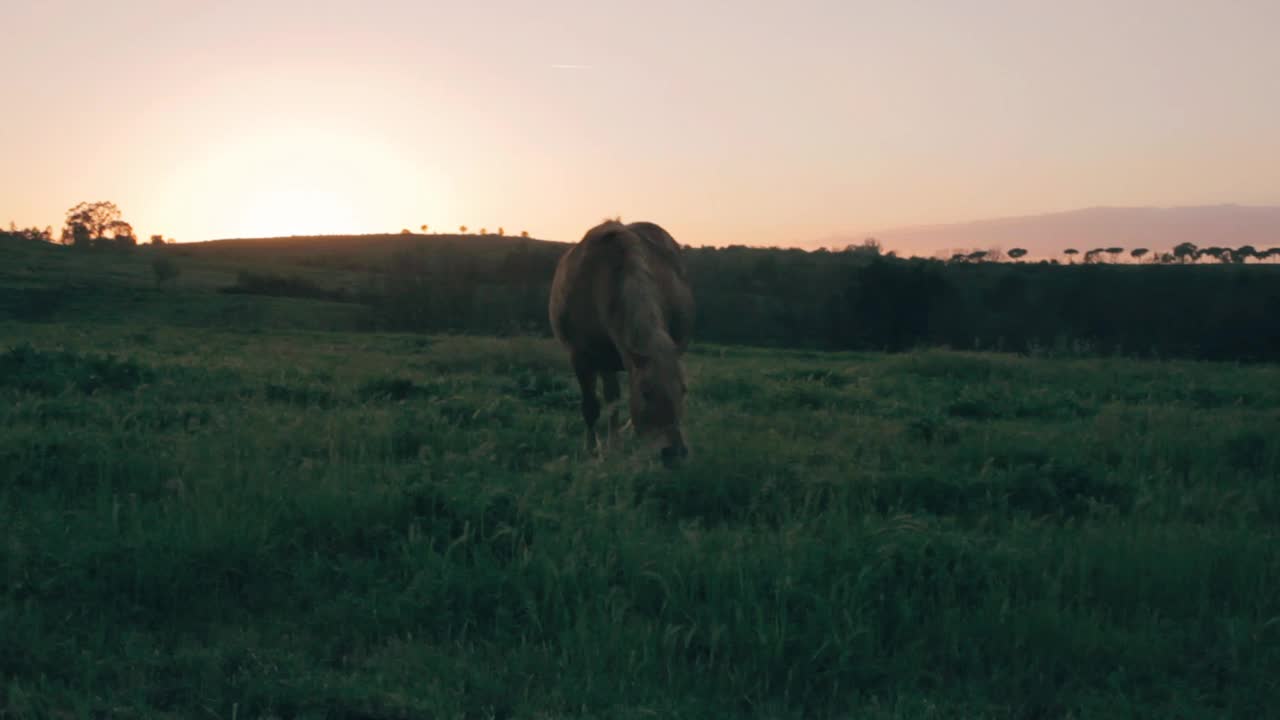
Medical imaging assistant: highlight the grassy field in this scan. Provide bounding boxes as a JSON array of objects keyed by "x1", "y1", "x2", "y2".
[{"x1": 3, "y1": 312, "x2": 1279, "y2": 718}]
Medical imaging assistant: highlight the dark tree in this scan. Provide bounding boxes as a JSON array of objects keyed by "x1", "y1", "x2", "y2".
[
  {"x1": 1063, "y1": 248, "x2": 1080, "y2": 263},
  {"x1": 1007, "y1": 248, "x2": 1028, "y2": 260},
  {"x1": 1172, "y1": 242, "x2": 1199, "y2": 263},
  {"x1": 844, "y1": 238, "x2": 882, "y2": 257},
  {"x1": 1, "y1": 224, "x2": 53, "y2": 243},
  {"x1": 1131, "y1": 248, "x2": 1149, "y2": 262},
  {"x1": 109, "y1": 221, "x2": 136, "y2": 249},
  {"x1": 62, "y1": 201, "x2": 128, "y2": 248},
  {"x1": 828, "y1": 258, "x2": 950, "y2": 351}
]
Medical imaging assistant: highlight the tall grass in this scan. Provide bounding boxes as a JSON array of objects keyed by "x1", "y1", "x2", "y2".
[{"x1": 2, "y1": 322, "x2": 1278, "y2": 718}]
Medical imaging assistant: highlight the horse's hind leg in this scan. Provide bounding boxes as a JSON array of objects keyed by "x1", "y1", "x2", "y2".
[
  {"x1": 601, "y1": 372, "x2": 621, "y2": 448},
  {"x1": 572, "y1": 352, "x2": 601, "y2": 453}
]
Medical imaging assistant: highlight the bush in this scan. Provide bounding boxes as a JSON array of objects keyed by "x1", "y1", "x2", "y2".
[
  {"x1": 151, "y1": 255, "x2": 180, "y2": 286},
  {"x1": 221, "y1": 271, "x2": 349, "y2": 302}
]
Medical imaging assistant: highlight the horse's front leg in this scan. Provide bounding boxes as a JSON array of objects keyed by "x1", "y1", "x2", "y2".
[
  {"x1": 601, "y1": 372, "x2": 622, "y2": 449},
  {"x1": 572, "y1": 352, "x2": 600, "y2": 453}
]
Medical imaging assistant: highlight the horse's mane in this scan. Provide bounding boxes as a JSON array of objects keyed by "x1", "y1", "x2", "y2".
[{"x1": 595, "y1": 222, "x2": 677, "y2": 360}]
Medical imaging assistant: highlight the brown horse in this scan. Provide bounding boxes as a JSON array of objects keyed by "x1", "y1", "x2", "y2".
[{"x1": 548, "y1": 220, "x2": 695, "y2": 465}]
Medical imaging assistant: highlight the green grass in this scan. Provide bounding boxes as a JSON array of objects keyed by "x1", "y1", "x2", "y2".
[{"x1": 3, "y1": 319, "x2": 1278, "y2": 718}]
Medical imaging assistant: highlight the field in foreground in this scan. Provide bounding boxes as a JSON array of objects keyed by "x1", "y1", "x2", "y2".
[{"x1": 2, "y1": 320, "x2": 1279, "y2": 718}]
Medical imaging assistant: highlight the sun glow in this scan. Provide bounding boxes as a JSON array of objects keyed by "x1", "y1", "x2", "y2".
[
  {"x1": 237, "y1": 188, "x2": 361, "y2": 238},
  {"x1": 162, "y1": 122, "x2": 451, "y2": 240}
]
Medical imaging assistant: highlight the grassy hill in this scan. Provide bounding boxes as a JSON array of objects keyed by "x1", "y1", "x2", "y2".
[
  {"x1": 4, "y1": 231, "x2": 565, "y2": 292},
  {"x1": 0, "y1": 232, "x2": 554, "y2": 332},
  {"x1": 177, "y1": 232, "x2": 570, "y2": 290}
]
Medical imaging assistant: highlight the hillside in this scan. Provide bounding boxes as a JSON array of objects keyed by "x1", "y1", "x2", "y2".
[
  {"x1": 174, "y1": 231, "x2": 567, "y2": 279},
  {"x1": 0, "y1": 231, "x2": 567, "y2": 326},
  {"x1": 4, "y1": 232, "x2": 1280, "y2": 361},
  {"x1": 190, "y1": 231, "x2": 570, "y2": 260},
  {"x1": 816, "y1": 205, "x2": 1280, "y2": 259}
]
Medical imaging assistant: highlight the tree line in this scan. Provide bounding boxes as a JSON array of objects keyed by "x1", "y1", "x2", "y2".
[
  {"x1": 945, "y1": 242, "x2": 1280, "y2": 265},
  {"x1": 7, "y1": 201, "x2": 1278, "y2": 361},
  {"x1": 403, "y1": 224, "x2": 532, "y2": 239},
  {"x1": 354, "y1": 237, "x2": 1279, "y2": 362}
]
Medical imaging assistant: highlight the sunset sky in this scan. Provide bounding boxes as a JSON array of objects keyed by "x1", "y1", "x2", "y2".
[{"x1": 4, "y1": 1, "x2": 1279, "y2": 247}]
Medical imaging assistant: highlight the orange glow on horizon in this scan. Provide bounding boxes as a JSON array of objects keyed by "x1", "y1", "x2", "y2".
[
  {"x1": 235, "y1": 188, "x2": 360, "y2": 238},
  {"x1": 154, "y1": 122, "x2": 452, "y2": 240}
]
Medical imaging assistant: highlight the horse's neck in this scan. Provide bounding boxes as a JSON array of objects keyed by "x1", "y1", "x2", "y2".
[{"x1": 614, "y1": 254, "x2": 673, "y2": 358}]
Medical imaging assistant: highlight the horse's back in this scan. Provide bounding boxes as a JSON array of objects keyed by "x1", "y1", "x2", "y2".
[
  {"x1": 627, "y1": 222, "x2": 695, "y2": 350},
  {"x1": 627, "y1": 222, "x2": 685, "y2": 273},
  {"x1": 549, "y1": 220, "x2": 694, "y2": 353},
  {"x1": 548, "y1": 224, "x2": 618, "y2": 346}
]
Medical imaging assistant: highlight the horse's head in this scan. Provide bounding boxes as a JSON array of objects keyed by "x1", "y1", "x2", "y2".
[{"x1": 628, "y1": 351, "x2": 689, "y2": 466}]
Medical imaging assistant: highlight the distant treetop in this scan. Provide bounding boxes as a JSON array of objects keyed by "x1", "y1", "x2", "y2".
[{"x1": 61, "y1": 201, "x2": 136, "y2": 250}]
